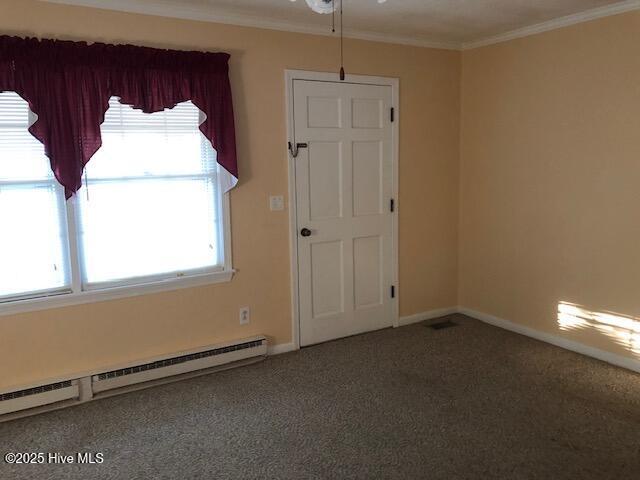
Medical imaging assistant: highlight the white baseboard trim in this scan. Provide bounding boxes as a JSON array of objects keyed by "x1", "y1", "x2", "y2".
[
  {"x1": 459, "y1": 307, "x2": 640, "y2": 374},
  {"x1": 398, "y1": 307, "x2": 458, "y2": 327},
  {"x1": 267, "y1": 342, "x2": 297, "y2": 356}
]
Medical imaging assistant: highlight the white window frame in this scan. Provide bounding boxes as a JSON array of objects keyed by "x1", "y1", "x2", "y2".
[{"x1": 0, "y1": 103, "x2": 234, "y2": 317}]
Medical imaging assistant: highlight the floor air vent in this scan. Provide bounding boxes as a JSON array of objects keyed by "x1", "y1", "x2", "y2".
[
  {"x1": 0, "y1": 380, "x2": 79, "y2": 415},
  {"x1": 428, "y1": 319, "x2": 458, "y2": 330},
  {"x1": 92, "y1": 336, "x2": 267, "y2": 394}
]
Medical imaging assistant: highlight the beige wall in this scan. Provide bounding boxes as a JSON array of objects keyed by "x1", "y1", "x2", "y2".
[
  {"x1": 0, "y1": 0, "x2": 460, "y2": 389},
  {"x1": 460, "y1": 12, "x2": 640, "y2": 360}
]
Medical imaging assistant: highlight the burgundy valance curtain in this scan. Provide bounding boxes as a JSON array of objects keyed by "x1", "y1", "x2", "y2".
[{"x1": 0, "y1": 35, "x2": 237, "y2": 198}]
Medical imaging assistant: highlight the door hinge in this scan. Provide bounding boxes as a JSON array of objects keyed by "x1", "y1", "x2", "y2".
[
  {"x1": 391, "y1": 285, "x2": 396, "y2": 299},
  {"x1": 390, "y1": 198, "x2": 395, "y2": 212},
  {"x1": 390, "y1": 107, "x2": 395, "y2": 123}
]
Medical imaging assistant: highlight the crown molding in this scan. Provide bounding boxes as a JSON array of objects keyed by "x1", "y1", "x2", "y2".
[
  {"x1": 40, "y1": 0, "x2": 461, "y2": 51},
  {"x1": 39, "y1": 0, "x2": 640, "y2": 52},
  {"x1": 462, "y1": 0, "x2": 640, "y2": 50}
]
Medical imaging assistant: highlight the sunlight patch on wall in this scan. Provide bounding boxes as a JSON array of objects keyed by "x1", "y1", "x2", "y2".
[{"x1": 558, "y1": 302, "x2": 640, "y2": 356}]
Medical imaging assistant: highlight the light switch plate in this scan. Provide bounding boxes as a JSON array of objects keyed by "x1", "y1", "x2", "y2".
[{"x1": 269, "y1": 195, "x2": 285, "y2": 211}]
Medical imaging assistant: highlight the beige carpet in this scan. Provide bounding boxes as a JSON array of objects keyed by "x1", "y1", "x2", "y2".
[{"x1": 1, "y1": 314, "x2": 639, "y2": 479}]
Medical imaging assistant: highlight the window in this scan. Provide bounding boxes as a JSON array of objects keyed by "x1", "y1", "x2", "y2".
[
  {"x1": 0, "y1": 92, "x2": 71, "y2": 301},
  {"x1": 0, "y1": 93, "x2": 231, "y2": 310},
  {"x1": 79, "y1": 98, "x2": 226, "y2": 288}
]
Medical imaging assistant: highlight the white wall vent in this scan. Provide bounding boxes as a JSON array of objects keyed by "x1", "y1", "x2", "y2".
[
  {"x1": 92, "y1": 336, "x2": 267, "y2": 394},
  {"x1": 0, "y1": 380, "x2": 79, "y2": 415}
]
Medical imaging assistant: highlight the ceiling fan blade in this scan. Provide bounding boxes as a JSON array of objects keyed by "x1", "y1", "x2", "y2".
[{"x1": 304, "y1": 0, "x2": 337, "y2": 15}]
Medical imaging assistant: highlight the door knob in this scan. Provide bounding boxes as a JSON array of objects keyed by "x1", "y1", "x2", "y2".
[{"x1": 300, "y1": 228, "x2": 312, "y2": 237}]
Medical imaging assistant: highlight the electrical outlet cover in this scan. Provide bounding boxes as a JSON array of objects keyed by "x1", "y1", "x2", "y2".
[{"x1": 239, "y1": 307, "x2": 250, "y2": 325}]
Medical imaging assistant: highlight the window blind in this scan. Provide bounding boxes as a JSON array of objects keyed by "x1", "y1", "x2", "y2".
[{"x1": 0, "y1": 92, "x2": 52, "y2": 182}]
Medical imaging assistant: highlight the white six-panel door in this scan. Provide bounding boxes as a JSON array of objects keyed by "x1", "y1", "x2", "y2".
[{"x1": 292, "y1": 79, "x2": 395, "y2": 346}]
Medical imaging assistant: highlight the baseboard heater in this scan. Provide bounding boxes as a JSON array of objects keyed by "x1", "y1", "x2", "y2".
[
  {"x1": 0, "y1": 335, "x2": 267, "y2": 421},
  {"x1": 0, "y1": 380, "x2": 79, "y2": 416},
  {"x1": 92, "y1": 337, "x2": 266, "y2": 394}
]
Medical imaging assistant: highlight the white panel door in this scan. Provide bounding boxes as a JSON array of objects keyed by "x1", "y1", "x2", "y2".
[{"x1": 293, "y1": 79, "x2": 394, "y2": 346}]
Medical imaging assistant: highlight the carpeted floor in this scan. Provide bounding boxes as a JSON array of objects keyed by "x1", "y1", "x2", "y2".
[{"x1": 1, "y1": 314, "x2": 640, "y2": 479}]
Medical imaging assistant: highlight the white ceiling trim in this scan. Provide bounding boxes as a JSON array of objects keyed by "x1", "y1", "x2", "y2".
[
  {"x1": 41, "y1": 0, "x2": 460, "y2": 50},
  {"x1": 41, "y1": 0, "x2": 640, "y2": 52},
  {"x1": 462, "y1": 0, "x2": 640, "y2": 50}
]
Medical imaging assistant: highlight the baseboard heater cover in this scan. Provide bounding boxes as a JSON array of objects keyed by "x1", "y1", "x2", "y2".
[
  {"x1": 92, "y1": 337, "x2": 267, "y2": 393},
  {"x1": 0, "y1": 335, "x2": 267, "y2": 419},
  {"x1": 0, "y1": 380, "x2": 79, "y2": 416}
]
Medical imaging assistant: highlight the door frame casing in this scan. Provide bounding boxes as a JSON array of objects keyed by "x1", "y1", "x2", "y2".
[{"x1": 284, "y1": 69, "x2": 400, "y2": 350}]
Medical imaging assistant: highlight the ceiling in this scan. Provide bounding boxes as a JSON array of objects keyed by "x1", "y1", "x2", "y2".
[{"x1": 44, "y1": 0, "x2": 638, "y2": 49}]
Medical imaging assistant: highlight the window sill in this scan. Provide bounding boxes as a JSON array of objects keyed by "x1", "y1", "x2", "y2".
[{"x1": 0, "y1": 269, "x2": 235, "y2": 317}]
